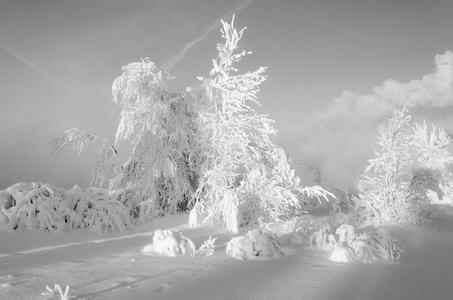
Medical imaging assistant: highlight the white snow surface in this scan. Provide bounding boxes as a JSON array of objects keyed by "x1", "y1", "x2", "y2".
[{"x1": 1, "y1": 206, "x2": 453, "y2": 299}]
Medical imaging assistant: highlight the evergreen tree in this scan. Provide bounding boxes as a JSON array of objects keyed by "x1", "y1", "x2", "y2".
[{"x1": 190, "y1": 16, "x2": 331, "y2": 232}]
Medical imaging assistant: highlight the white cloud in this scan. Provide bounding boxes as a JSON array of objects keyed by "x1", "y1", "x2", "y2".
[
  {"x1": 299, "y1": 51, "x2": 453, "y2": 188},
  {"x1": 317, "y1": 51, "x2": 453, "y2": 122}
]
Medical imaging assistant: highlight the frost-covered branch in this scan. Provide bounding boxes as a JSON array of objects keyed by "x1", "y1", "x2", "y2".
[{"x1": 50, "y1": 128, "x2": 120, "y2": 188}]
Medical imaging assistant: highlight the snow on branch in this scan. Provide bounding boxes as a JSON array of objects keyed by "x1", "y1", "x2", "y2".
[{"x1": 50, "y1": 128, "x2": 120, "y2": 188}]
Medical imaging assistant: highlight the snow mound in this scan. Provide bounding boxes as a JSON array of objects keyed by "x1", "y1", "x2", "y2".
[
  {"x1": 329, "y1": 244, "x2": 356, "y2": 263},
  {"x1": 141, "y1": 229, "x2": 196, "y2": 257},
  {"x1": 226, "y1": 228, "x2": 286, "y2": 260}
]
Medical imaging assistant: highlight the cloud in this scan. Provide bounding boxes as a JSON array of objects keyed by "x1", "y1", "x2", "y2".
[
  {"x1": 0, "y1": 43, "x2": 54, "y2": 83},
  {"x1": 317, "y1": 51, "x2": 453, "y2": 122},
  {"x1": 299, "y1": 51, "x2": 453, "y2": 188},
  {"x1": 163, "y1": 0, "x2": 253, "y2": 71}
]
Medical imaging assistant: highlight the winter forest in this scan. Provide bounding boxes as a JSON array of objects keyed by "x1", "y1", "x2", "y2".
[{"x1": 1, "y1": 1, "x2": 453, "y2": 300}]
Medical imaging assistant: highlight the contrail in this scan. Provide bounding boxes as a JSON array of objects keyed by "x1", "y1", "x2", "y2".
[
  {"x1": 0, "y1": 43, "x2": 54, "y2": 83},
  {"x1": 163, "y1": 0, "x2": 253, "y2": 71}
]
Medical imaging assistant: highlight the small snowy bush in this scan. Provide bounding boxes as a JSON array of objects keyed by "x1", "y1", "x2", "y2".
[
  {"x1": 41, "y1": 284, "x2": 70, "y2": 300},
  {"x1": 77, "y1": 188, "x2": 132, "y2": 233},
  {"x1": 0, "y1": 182, "x2": 71, "y2": 232},
  {"x1": 0, "y1": 183, "x2": 132, "y2": 233},
  {"x1": 196, "y1": 236, "x2": 217, "y2": 257},
  {"x1": 141, "y1": 229, "x2": 196, "y2": 256},
  {"x1": 226, "y1": 228, "x2": 287, "y2": 260},
  {"x1": 323, "y1": 224, "x2": 402, "y2": 264}
]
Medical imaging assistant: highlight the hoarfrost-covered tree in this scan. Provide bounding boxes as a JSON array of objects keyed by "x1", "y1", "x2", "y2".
[
  {"x1": 110, "y1": 59, "x2": 201, "y2": 221},
  {"x1": 190, "y1": 16, "x2": 331, "y2": 233},
  {"x1": 357, "y1": 108, "x2": 415, "y2": 225},
  {"x1": 357, "y1": 108, "x2": 453, "y2": 225},
  {"x1": 52, "y1": 59, "x2": 202, "y2": 223},
  {"x1": 410, "y1": 121, "x2": 453, "y2": 197}
]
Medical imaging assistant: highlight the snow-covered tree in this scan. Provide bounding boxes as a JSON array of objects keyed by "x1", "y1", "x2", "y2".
[
  {"x1": 410, "y1": 121, "x2": 453, "y2": 197},
  {"x1": 110, "y1": 59, "x2": 201, "y2": 221},
  {"x1": 190, "y1": 16, "x2": 331, "y2": 233},
  {"x1": 52, "y1": 59, "x2": 202, "y2": 223},
  {"x1": 357, "y1": 108, "x2": 416, "y2": 225},
  {"x1": 357, "y1": 108, "x2": 453, "y2": 225}
]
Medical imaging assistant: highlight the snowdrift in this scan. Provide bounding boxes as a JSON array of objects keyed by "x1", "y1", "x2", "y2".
[{"x1": 141, "y1": 229, "x2": 196, "y2": 256}]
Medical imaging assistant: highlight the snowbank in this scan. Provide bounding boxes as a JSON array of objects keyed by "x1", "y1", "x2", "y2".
[
  {"x1": 141, "y1": 229, "x2": 196, "y2": 256},
  {"x1": 226, "y1": 228, "x2": 287, "y2": 260}
]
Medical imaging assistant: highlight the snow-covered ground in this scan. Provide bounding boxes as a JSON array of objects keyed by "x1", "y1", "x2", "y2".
[{"x1": 2, "y1": 206, "x2": 453, "y2": 300}]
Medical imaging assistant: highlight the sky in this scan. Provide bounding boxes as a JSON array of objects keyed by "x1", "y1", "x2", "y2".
[{"x1": 0, "y1": 0, "x2": 453, "y2": 190}]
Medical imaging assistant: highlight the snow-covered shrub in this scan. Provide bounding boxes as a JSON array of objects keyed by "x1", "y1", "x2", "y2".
[
  {"x1": 0, "y1": 182, "x2": 71, "y2": 232},
  {"x1": 0, "y1": 183, "x2": 132, "y2": 233},
  {"x1": 141, "y1": 229, "x2": 196, "y2": 256},
  {"x1": 79, "y1": 188, "x2": 132, "y2": 233},
  {"x1": 64, "y1": 186, "x2": 132, "y2": 233},
  {"x1": 41, "y1": 284, "x2": 70, "y2": 300},
  {"x1": 196, "y1": 236, "x2": 217, "y2": 257},
  {"x1": 190, "y1": 16, "x2": 331, "y2": 233},
  {"x1": 326, "y1": 224, "x2": 401, "y2": 264},
  {"x1": 306, "y1": 221, "x2": 402, "y2": 264},
  {"x1": 226, "y1": 228, "x2": 286, "y2": 260},
  {"x1": 309, "y1": 224, "x2": 335, "y2": 250}
]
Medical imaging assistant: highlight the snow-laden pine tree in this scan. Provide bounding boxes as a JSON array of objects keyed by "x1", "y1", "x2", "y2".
[
  {"x1": 357, "y1": 108, "x2": 415, "y2": 225},
  {"x1": 189, "y1": 16, "x2": 331, "y2": 233}
]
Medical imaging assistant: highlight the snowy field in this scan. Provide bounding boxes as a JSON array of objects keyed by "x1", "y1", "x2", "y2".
[{"x1": 1, "y1": 205, "x2": 453, "y2": 300}]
